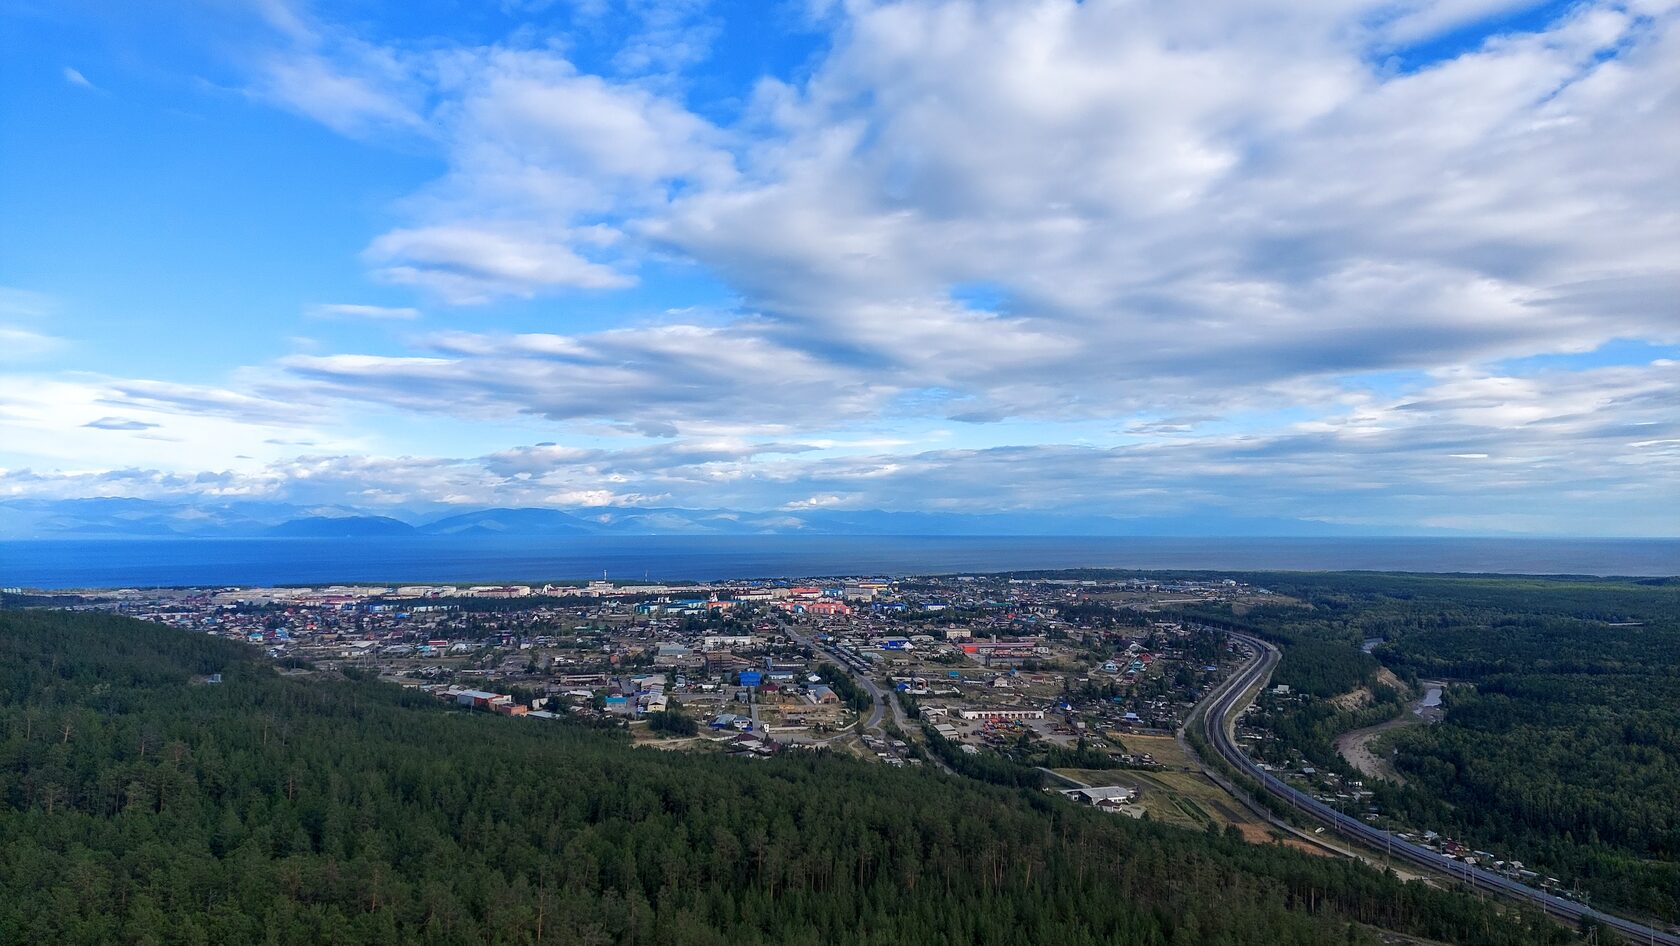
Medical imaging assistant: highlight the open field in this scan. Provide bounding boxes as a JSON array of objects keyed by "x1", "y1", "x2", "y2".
[
  {"x1": 1115, "y1": 732, "x2": 1197, "y2": 767},
  {"x1": 1053, "y1": 764, "x2": 1324, "y2": 853},
  {"x1": 1071, "y1": 732, "x2": 1290, "y2": 838}
]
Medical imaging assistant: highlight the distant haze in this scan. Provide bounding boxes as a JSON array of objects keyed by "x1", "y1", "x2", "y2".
[
  {"x1": 5, "y1": 536, "x2": 1676, "y2": 589},
  {"x1": 2, "y1": 497, "x2": 1493, "y2": 541}
]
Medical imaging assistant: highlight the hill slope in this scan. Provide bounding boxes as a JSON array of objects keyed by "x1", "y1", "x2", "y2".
[
  {"x1": 266, "y1": 515, "x2": 417, "y2": 537},
  {"x1": 0, "y1": 497, "x2": 1409, "y2": 539},
  {"x1": 0, "y1": 610, "x2": 1572, "y2": 946}
]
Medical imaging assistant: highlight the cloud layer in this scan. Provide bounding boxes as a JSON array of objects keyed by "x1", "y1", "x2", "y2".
[{"x1": 5, "y1": 0, "x2": 1678, "y2": 535}]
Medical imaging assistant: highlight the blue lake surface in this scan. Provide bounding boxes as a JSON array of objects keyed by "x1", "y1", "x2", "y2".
[{"x1": 2, "y1": 535, "x2": 1676, "y2": 588}]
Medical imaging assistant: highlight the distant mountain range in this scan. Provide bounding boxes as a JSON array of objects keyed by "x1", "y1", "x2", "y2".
[{"x1": 0, "y1": 497, "x2": 1454, "y2": 539}]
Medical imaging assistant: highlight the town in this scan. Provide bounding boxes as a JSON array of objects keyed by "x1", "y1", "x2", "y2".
[{"x1": 36, "y1": 573, "x2": 1272, "y2": 817}]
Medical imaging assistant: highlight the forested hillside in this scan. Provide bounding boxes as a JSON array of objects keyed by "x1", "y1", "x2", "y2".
[
  {"x1": 0, "y1": 609, "x2": 1571, "y2": 946},
  {"x1": 1377, "y1": 607, "x2": 1680, "y2": 923},
  {"x1": 1201, "y1": 574, "x2": 1680, "y2": 924}
]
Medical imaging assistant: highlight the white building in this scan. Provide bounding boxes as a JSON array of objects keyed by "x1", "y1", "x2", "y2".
[
  {"x1": 703, "y1": 635, "x2": 756, "y2": 650},
  {"x1": 958, "y1": 708, "x2": 1045, "y2": 721},
  {"x1": 1062, "y1": 785, "x2": 1137, "y2": 805}
]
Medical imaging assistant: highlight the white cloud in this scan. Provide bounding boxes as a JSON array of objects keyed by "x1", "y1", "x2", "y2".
[
  {"x1": 83, "y1": 417, "x2": 160, "y2": 431},
  {"x1": 367, "y1": 226, "x2": 634, "y2": 301},
  {"x1": 280, "y1": 319, "x2": 890, "y2": 430},
  {"x1": 611, "y1": 0, "x2": 721, "y2": 78},
  {"x1": 0, "y1": 376, "x2": 356, "y2": 473},
  {"x1": 7, "y1": 358, "x2": 1674, "y2": 533},
  {"x1": 640, "y1": 0, "x2": 1677, "y2": 425},
  {"x1": 249, "y1": 0, "x2": 1675, "y2": 392},
  {"x1": 62, "y1": 67, "x2": 95, "y2": 89},
  {"x1": 248, "y1": 35, "x2": 738, "y2": 302},
  {"x1": 103, "y1": 378, "x2": 319, "y2": 426},
  {"x1": 248, "y1": 14, "x2": 428, "y2": 139},
  {"x1": 9, "y1": 0, "x2": 1678, "y2": 534},
  {"x1": 307, "y1": 303, "x2": 422, "y2": 320},
  {"x1": 0, "y1": 289, "x2": 67, "y2": 364},
  {"x1": 783, "y1": 494, "x2": 845, "y2": 509},
  {"x1": 0, "y1": 327, "x2": 65, "y2": 362},
  {"x1": 363, "y1": 45, "x2": 735, "y2": 301}
]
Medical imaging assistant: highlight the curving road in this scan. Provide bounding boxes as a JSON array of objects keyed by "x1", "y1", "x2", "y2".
[
  {"x1": 782, "y1": 624, "x2": 964, "y2": 773},
  {"x1": 1201, "y1": 633, "x2": 1680, "y2": 946},
  {"x1": 786, "y1": 625, "x2": 900, "y2": 734}
]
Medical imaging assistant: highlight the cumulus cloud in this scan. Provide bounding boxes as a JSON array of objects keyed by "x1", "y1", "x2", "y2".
[
  {"x1": 244, "y1": 28, "x2": 737, "y2": 302},
  {"x1": 246, "y1": 0, "x2": 1678, "y2": 404},
  {"x1": 783, "y1": 494, "x2": 845, "y2": 510},
  {"x1": 645, "y1": 0, "x2": 1680, "y2": 423},
  {"x1": 369, "y1": 44, "x2": 735, "y2": 301}
]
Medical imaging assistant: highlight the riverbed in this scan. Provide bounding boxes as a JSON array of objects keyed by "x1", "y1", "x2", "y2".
[{"x1": 1333, "y1": 683, "x2": 1445, "y2": 784}]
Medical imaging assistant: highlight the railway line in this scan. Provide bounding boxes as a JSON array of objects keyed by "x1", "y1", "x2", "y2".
[{"x1": 1200, "y1": 633, "x2": 1680, "y2": 946}]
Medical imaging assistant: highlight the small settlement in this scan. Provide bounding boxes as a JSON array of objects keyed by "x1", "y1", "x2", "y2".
[{"x1": 36, "y1": 573, "x2": 1266, "y2": 785}]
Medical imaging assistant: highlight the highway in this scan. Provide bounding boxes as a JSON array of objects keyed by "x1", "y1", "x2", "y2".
[{"x1": 1200, "y1": 633, "x2": 1680, "y2": 946}]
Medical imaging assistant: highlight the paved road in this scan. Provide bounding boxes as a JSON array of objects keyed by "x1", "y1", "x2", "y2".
[
  {"x1": 1204, "y1": 633, "x2": 1680, "y2": 946},
  {"x1": 784, "y1": 625, "x2": 886, "y2": 735},
  {"x1": 856, "y1": 668, "x2": 888, "y2": 730},
  {"x1": 786, "y1": 625, "x2": 898, "y2": 730},
  {"x1": 786, "y1": 624, "x2": 954, "y2": 773}
]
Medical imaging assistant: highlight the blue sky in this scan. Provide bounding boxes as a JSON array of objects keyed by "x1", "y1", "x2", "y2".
[{"x1": 1, "y1": 0, "x2": 1677, "y2": 535}]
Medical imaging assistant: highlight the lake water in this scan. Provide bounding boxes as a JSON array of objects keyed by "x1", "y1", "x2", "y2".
[{"x1": 2, "y1": 535, "x2": 1675, "y2": 589}]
